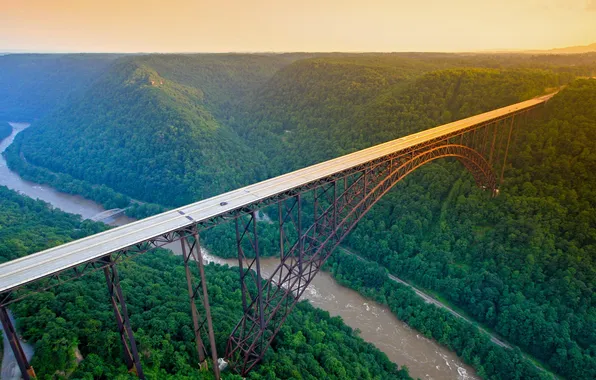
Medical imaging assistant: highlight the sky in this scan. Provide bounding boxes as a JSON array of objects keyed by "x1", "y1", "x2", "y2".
[{"x1": 1, "y1": 0, "x2": 595, "y2": 53}]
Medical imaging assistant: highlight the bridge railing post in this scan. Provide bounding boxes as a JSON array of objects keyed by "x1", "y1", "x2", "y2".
[
  {"x1": 102, "y1": 256, "x2": 145, "y2": 379},
  {"x1": 0, "y1": 306, "x2": 36, "y2": 379}
]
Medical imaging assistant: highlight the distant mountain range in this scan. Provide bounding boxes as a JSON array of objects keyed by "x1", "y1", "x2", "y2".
[
  {"x1": 506, "y1": 43, "x2": 596, "y2": 54},
  {"x1": 524, "y1": 42, "x2": 596, "y2": 54}
]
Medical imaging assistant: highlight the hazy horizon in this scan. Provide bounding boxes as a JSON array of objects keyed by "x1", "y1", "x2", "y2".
[
  {"x1": 2, "y1": 0, "x2": 596, "y2": 53},
  {"x1": 1, "y1": 43, "x2": 595, "y2": 55}
]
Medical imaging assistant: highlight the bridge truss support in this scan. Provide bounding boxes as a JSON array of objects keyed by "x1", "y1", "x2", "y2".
[
  {"x1": 103, "y1": 256, "x2": 145, "y2": 379},
  {"x1": 179, "y1": 228, "x2": 220, "y2": 379},
  {"x1": 0, "y1": 307, "x2": 36, "y2": 379}
]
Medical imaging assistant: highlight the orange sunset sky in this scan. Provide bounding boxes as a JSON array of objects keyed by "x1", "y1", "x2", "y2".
[{"x1": 1, "y1": 0, "x2": 595, "y2": 53}]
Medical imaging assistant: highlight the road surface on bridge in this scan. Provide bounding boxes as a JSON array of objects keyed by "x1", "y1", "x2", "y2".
[{"x1": 0, "y1": 93, "x2": 555, "y2": 295}]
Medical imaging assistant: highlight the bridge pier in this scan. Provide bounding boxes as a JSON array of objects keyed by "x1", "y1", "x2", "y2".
[
  {"x1": 499, "y1": 116, "x2": 515, "y2": 185},
  {"x1": 179, "y1": 229, "x2": 220, "y2": 380},
  {"x1": 226, "y1": 211, "x2": 268, "y2": 373},
  {"x1": 0, "y1": 307, "x2": 36, "y2": 379},
  {"x1": 102, "y1": 257, "x2": 145, "y2": 379}
]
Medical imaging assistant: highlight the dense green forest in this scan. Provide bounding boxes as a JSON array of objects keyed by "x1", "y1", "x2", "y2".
[
  {"x1": 130, "y1": 54, "x2": 314, "y2": 119},
  {"x1": 0, "y1": 121, "x2": 11, "y2": 141},
  {"x1": 240, "y1": 64, "x2": 571, "y2": 170},
  {"x1": 0, "y1": 54, "x2": 120, "y2": 121},
  {"x1": 344, "y1": 80, "x2": 596, "y2": 378},
  {"x1": 4, "y1": 53, "x2": 320, "y2": 207},
  {"x1": 196, "y1": 64, "x2": 596, "y2": 379},
  {"x1": 0, "y1": 186, "x2": 410, "y2": 379},
  {"x1": 2, "y1": 53, "x2": 596, "y2": 378}
]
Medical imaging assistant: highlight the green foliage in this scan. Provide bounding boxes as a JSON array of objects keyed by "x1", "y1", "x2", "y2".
[
  {"x1": 131, "y1": 54, "x2": 312, "y2": 119},
  {"x1": 8, "y1": 53, "x2": 592, "y2": 206},
  {"x1": 240, "y1": 65, "x2": 569, "y2": 171},
  {"x1": 0, "y1": 186, "x2": 410, "y2": 379},
  {"x1": 3, "y1": 138, "x2": 131, "y2": 210}
]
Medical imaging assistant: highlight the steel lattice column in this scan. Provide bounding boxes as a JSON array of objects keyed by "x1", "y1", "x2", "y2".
[
  {"x1": 103, "y1": 257, "x2": 145, "y2": 379},
  {"x1": 499, "y1": 116, "x2": 516, "y2": 185},
  {"x1": 179, "y1": 228, "x2": 220, "y2": 380},
  {"x1": 226, "y1": 211, "x2": 269, "y2": 370},
  {"x1": 0, "y1": 307, "x2": 36, "y2": 379}
]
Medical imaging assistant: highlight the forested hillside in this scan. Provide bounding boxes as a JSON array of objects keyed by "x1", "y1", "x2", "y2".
[
  {"x1": 0, "y1": 186, "x2": 410, "y2": 379},
  {"x1": 0, "y1": 54, "x2": 119, "y2": 121},
  {"x1": 131, "y1": 54, "x2": 312, "y2": 119},
  {"x1": 13, "y1": 59, "x2": 271, "y2": 205},
  {"x1": 345, "y1": 80, "x2": 596, "y2": 378},
  {"x1": 241, "y1": 63, "x2": 570, "y2": 170}
]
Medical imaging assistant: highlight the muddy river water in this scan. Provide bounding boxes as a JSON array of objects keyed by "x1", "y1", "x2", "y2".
[{"x1": 0, "y1": 123, "x2": 477, "y2": 379}]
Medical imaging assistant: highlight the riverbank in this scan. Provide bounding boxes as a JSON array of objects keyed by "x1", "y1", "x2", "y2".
[
  {"x1": 325, "y1": 251, "x2": 557, "y2": 379},
  {"x1": 0, "y1": 123, "x2": 133, "y2": 225},
  {"x1": 340, "y1": 246, "x2": 510, "y2": 347},
  {"x1": 2, "y1": 123, "x2": 163, "y2": 222},
  {"x1": 338, "y1": 246, "x2": 558, "y2": 378}
]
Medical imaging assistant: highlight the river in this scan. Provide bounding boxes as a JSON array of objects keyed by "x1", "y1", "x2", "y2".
[
  {"x1": 0, "y1": 123, "x2": 477, "y2": 379},
  {"x1": 0, "y1": 123, "x2": 133, "y2": 226}
]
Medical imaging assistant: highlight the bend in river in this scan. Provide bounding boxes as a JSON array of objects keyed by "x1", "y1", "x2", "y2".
[{"x1": 0, "y1": 123, "x2": 132, "y2": 225}]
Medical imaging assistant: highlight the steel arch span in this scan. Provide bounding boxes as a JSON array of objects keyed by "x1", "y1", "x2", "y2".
[
  {"x1": 0, "y1": 94, "x2": 553, "y2": 380},
  {"x1": 225, "y1": 143, "x2": 498, "y2": 374}
]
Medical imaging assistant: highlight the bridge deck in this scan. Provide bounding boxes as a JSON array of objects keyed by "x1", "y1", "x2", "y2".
[{"x1": 0, "y1": 94, "x2": 554, "y2": 294}]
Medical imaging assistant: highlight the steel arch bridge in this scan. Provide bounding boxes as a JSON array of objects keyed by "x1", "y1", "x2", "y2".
[{"x1": 0, "y1": 94, "x2": 553, "y2": 379}]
